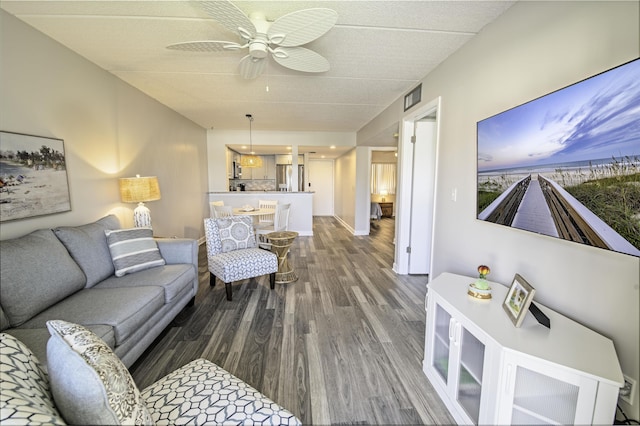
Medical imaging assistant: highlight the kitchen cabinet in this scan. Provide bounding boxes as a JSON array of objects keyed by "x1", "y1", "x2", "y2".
[
  {"x1": 424, "y1": 273, "x2": 623, "y2": 425},
  {"x1": 275, "y1": 154, "x2": 304, "y2": 165}
]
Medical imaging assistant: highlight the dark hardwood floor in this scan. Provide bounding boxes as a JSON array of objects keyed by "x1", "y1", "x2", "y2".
[{"x1": 130, "y1": 216, "x2": 454, "y2": 425}]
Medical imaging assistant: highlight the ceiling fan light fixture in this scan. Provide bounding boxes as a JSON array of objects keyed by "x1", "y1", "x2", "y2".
[
  {"x1": 168, "y1": 3, "x2": 336, "y2": 79},
  {"x1": 249, "y1": 39, "x2": 268, "y2": 59},
  {"x1": 241, "y1": 114, "x2": 262, "y2": 168}
]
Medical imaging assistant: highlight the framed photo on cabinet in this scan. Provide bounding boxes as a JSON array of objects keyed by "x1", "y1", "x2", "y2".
[{"x1": 503, "y1": 273, "x2": 535, "y2": 327}]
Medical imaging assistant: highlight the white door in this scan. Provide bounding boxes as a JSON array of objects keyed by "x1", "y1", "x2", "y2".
[
  {"x1": 394, "y1": 97, "x2": 440, "y2": 275},
  {"x1": 408, "y1": 119, "x2": 437, "y2": 274},
  {"x1": 309, "y1": 159, "x2": 334, "y2": 216}
]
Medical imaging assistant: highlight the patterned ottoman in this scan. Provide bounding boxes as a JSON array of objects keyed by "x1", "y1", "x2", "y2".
[{"x1": 142, "y1": 358, "x2": 300, "y2": 425}]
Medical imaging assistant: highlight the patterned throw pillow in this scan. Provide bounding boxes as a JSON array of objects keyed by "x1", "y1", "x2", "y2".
[
  {"x1": 105, "y1": 227, "x2": 165, "y2": 277},
  {"x1": 0, "y1": 333, "x2": 66, "y2": 425},
  {"x1": 216, "y1": 216, "x2": 257, "y2": 253},
  {"x1": 45, "y1": 320, "x2": 153, "y2": 425}
]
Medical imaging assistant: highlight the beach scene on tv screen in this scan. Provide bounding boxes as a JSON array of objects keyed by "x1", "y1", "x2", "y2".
[{"x1": 477, "y1": 59, "x2": 639, "y2": 257}]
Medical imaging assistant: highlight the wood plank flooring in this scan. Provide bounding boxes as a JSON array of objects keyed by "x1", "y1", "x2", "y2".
[{"x1": 130, "y1": 217, "x2": 455, "y2": 425}]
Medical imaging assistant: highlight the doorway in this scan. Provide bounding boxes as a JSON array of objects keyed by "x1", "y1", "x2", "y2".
[
  {"x1": 309, "y1": 159, "x2": 334, "y2": 216},
  {"x1": 394, "y1": 97, "x2": 441, "y2": 276}
]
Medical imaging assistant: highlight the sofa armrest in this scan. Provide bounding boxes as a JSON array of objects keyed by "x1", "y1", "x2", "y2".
[{"x1": 155, "y1": 238, "x2": 197, "y2": 267}]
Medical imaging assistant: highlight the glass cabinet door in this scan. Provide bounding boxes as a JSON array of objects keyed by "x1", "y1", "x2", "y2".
[
  {"x1": 432, "y1": 304, "x2": 451, "y2": 383},
  {"x1": 457, "y1": 327, "x2": 485, "y2": 424}
]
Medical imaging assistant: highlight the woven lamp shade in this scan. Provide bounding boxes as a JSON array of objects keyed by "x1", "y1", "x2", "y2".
[
  {"x1": 119, "y1": 176, "x2": 161, "y2": 203},
  {"x1": 240, "y1": 155, "x2": 263, "y2": 168}
]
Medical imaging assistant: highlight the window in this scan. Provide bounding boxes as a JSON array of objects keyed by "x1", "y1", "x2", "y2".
[{"x1": 371, "y1": 163, "x2": 396, "y2": 195}]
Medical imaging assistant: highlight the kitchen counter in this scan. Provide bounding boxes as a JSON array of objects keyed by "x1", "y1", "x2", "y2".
[{"x1": 207, "y1": 192, "x2": 313, "y2": 236}]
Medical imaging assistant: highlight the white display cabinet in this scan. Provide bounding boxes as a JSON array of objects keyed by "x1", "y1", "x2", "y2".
[{"x1": 424, "y1": 273, "x2": 623, "y2": 425}]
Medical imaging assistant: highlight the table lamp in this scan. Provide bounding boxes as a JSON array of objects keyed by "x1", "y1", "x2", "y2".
[
  {"x1": 380, "y1": 190, "x2": 388, "y2": 202},
  {"x1": 119, "y1": 175, "x2": 161, "y2": 227}
]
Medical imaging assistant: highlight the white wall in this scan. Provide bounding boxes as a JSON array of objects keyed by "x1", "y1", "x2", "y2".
[
  {"x1": 0, "y1": 11, "x2": 208, "y2": 240},
  {"x1": 360, "y1": 1, "x2": 640, "y2": 416}
]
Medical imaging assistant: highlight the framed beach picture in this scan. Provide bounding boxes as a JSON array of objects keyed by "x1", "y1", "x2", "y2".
[
  {"x1": 476, "y1": 58, "x2": 640, "y2": 258},
  {"x1": 502, "y1": 273, "x2": 536, "y2": 328},
  {"x1": 0, "y1": 131, "x2": 71, "y2": 222}
]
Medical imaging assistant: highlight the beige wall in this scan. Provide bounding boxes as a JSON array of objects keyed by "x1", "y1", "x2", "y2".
[
  {"x1": 0, "y1": 11, "x2": 208, "y2": 241},
  {"x1": 360, "y1": 0, "x2": 640, "y2": 415}
]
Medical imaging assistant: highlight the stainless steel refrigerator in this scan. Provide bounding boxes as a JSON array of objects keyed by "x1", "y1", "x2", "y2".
[{"x1": 276, "y1": 164, "x2": 304, "y2": 191}]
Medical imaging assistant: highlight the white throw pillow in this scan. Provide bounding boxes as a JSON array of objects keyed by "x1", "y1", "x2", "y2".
[
  {"x1": 45, "y1": 320, "x2": 153, "y2": 425},
  {"x1": 105, "y1": 227, "x2": 165, "y2": 277}
]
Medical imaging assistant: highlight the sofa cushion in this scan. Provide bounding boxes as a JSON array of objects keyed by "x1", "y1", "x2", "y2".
[
  {"x1": 53, "y1": 215, "x2": 120, "y2": 288},
  {"x1": 45, "y1": 320, "x2": 153, "y2": 425},
  {"x1": 217, "y1": 216, "x2": 257, "y2": 252},
  {"x1": 6, "y1": 325, "x2": 115, "y2": 372},
  {"x1": 142, "y1": 358, "x2": 301, "y2": 425},
  {"x1": 0, "y1": 229, "x2": 86, "y2": 327},
  {"x1": 20, "y1": 286, "x2": 164, "y2": 345},
  {"x1": 96, "y1": 264, "x2": 195, "y2": 304},
  {"x1": 0, "y1": 333, "x2": 66, "y2": 425},
  {"x1": 105, "y1": 227, "x2": 165, "y2": 277},
  {"x1": 0, "y1": 305, "x2": 10, "y2": 332}
]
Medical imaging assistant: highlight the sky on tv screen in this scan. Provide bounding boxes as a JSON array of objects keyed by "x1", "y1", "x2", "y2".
[{"x1": 478, "y1": 59, "x2": 640, "y2": 173}]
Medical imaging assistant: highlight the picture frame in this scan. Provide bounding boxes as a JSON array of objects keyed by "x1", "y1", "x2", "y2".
[
  {"x1": 502, "y1": 273, "x2": 536, "y2": 327},
  {"x1": 477, "y1": 59, "x2": 640, "y2": 258},
  {"x1": 0, "y1": 131, "x2": 71, "y2": 222},
  {"x1": 404, "y1": 83, "x2": 422, "y2": 111}
]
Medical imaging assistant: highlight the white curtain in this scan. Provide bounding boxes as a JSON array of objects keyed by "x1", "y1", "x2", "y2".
[{"x1": 371, "y1": 163, "x2": 396, "y2": 195}]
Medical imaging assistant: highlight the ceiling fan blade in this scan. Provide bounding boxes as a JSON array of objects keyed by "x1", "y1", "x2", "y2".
[
  {"x1": 272, "y1": 47, "x2": 330, "y2": 73},
  {"x1": 166, "y1": 40, "x2": 244, "y2": 52},
  {"x1": 268, "y1": 8, "x2": 338, "y2": 47},
  {"x1": 200, "y1": 1, "x2": 256, "y2": 39},
  {"x1": 238, "y1": 55, "x2": 266, "y2": 79}
]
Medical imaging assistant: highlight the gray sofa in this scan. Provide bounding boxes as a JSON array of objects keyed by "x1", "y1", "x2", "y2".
[{"x1": 0, "y1": 214, "x2": 198, "y2": 369}]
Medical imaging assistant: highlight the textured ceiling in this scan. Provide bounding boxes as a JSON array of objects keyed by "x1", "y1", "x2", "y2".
[{"x1": 1, "y1": 0, "x2": 514, "y2": 146}]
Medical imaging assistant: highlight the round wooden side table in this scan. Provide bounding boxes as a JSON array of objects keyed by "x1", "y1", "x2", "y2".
[{"x1": 265, "y1": 231, "x2": 298, "y2": 284}]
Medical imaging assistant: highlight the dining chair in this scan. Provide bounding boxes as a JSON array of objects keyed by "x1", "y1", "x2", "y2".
[
  {"x1": 204, "y1": 217, "x2": 277, "y2": 301},
  {"x1": 209, "y1": 200, "x2": 224, "y2": 218},
  {"x1": 257, "y1": 200, "x2": 278, "y2": 226},
  {"x1": 212, "y1": 205, "x2": 233, "y2": 219},
  {"x1": 256, "y1": 203, "x2": 291, "y2": 249}
]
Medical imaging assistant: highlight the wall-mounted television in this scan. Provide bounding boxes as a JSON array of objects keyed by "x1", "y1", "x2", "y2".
[{"x1": 477, "y1": 58, "x2": 639, "y2": 258}]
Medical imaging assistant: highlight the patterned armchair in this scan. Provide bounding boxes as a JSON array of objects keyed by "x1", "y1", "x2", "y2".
[
  {"x1": 204, "y1": 217, "x2": 278, "y2": 301},
  {"x1": 1, "y1": 322, "x2": 301, "y2": 425}
]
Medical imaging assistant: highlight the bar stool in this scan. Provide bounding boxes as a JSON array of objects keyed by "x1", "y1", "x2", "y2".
[{"x1": 265, "y1": 231, "x2": 298, "y2": 283}]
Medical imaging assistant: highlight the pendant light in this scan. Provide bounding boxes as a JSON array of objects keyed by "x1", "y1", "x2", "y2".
[{"x1": 240, "y1": 114, "x2": 262, "y2": 168}]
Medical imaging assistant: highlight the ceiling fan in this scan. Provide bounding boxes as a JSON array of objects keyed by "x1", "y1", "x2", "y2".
[{"x1": 167, "y1": 1, "x2": 338, "y2": 79}]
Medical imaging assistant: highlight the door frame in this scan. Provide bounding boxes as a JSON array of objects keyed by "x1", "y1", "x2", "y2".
[{"x1": 393, "y1": 97, "x2": 441, "y2": 275}]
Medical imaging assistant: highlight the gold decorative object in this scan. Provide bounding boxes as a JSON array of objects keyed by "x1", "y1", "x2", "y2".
[
  {"x1": 468, "y1": 264, "x2": 492, "y2": 299},
  {"x1": 240, "y1": 114, "x2": 262, "y2": 168}
]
